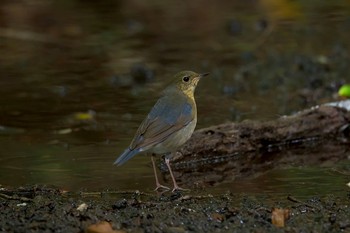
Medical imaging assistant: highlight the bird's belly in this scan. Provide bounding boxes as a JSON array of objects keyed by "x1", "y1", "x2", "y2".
[{"x1": 151, "y1": 120, "x2": 196, "y2": 154}]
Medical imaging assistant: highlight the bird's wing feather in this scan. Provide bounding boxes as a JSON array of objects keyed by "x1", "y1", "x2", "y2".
[
  {"x1": 114, "y1": 147, "x2": 140, "y2": 166},
  {"x1": 129, "y1": 94, "x2": 194, "y2": 150}
]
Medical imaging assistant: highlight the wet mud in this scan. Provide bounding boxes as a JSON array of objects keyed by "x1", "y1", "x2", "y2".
[{"x1": 0, "y1": 186, "x2": 349, "y2": 233}]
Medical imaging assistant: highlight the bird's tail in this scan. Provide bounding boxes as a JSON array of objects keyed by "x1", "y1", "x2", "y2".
[{"x1": 114, "y1": 148, "x2": 140, "y2": 166}]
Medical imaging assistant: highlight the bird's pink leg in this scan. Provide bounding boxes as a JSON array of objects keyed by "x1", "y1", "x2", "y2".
[
  {"x1": 165, "y1": 157, "x2": 190, "y2": 192},
  {"x1": 151, "y1": 155, "x2": 170, "y2": 191}
]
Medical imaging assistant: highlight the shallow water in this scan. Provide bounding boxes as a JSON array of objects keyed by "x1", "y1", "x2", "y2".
[{"x1": 0, "y1": 1, "x2": 350, "y2": 199}]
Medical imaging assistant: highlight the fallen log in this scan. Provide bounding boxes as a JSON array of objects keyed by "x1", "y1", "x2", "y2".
[{"x1": 160, "y1": 103, "x2": 350, "y2": 187}]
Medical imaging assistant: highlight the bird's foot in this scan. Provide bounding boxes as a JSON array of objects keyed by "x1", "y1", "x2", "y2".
[
  {"x1": 154, "y1": 183, "x2": 170, "y2": 192},
  {"x1": 172, "y1": 185, "x2": 190, "y2": 192}
]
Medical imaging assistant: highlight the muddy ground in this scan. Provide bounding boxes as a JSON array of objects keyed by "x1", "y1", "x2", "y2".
[
  {"x1": 1, "y1": 104, "x2": 350, "y2": 233},
  {"x1": 0, "y1": 185, "x2": 349, "y2": 233}
]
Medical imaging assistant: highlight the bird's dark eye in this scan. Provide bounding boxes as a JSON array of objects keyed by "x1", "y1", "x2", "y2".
[{"x1": 183, "y1": 76, "x2": 190, "y2": 82}]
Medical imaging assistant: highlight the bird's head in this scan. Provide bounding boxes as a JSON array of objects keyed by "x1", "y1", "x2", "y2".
[{"x1": 167, "y1": 71, "x2": 208, "y2": 97}]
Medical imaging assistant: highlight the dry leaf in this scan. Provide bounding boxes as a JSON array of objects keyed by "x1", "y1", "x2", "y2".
[
  {"x1": 271, "y1": 208, "x2": 290, "y2": 227},
  {"x1": 85, "y1": 221, "x2": 124, "y2": 233}
]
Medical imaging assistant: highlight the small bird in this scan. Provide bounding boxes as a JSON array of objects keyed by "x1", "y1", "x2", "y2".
[{"x1": 114, "y1": 70, "x2": 207, "y2": 191}]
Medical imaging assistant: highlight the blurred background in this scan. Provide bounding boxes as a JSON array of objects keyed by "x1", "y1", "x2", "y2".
[{"x1": 0, "y1": 0, "x2": 349, "y2": 197}]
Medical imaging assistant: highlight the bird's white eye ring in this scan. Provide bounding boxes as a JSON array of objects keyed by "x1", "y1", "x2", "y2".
[{"x1": 183, "y1": 76, "x2": 190, "y2": 82}]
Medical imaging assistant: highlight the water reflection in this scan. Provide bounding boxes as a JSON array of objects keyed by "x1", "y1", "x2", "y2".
[{"x1": 0, "y1": 1, "x2": 350, "y2": 198}]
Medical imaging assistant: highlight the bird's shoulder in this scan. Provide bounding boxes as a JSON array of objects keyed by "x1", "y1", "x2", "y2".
[{"x1": 148, "y1": 91, "x2": 195, "y2": 122}]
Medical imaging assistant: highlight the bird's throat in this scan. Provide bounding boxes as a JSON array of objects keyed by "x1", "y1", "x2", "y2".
[{"x1": 182, "y1": 86, "x2": 196, "y2": 99}]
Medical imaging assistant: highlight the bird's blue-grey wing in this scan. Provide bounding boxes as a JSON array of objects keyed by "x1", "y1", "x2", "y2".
[
  {"x1": 114, "y1": 94, "x2": 194, "y2": 166},
  {"x1": 132, "y1": 94, "x2": 193, "y2": 149}
]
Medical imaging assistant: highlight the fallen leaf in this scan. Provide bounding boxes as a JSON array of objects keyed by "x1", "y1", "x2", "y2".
[
  {"x1": 74, "y1": 111, "x2": 95, "y2": 121},
  {"x1": 85, "y1": 221, "x2": 124, "y2": 233},
  {"x1": 271, "y1": 208, "x2": 290, "y2": 227}
]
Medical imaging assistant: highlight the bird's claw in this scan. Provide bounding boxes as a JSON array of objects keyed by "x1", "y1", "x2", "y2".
[
  {"x1": 154, "y1": 184, "x2": 190, "y2": 193},
  {"x1": 154, "y1": 184, "x2": 170, "y2": 192},
  {"x1": 172, "y1": 186, "x2": 190, "y2": 192}
]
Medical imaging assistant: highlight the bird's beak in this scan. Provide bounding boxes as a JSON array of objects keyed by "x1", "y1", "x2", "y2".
[{"x1": 199, "y1": 73, "x2": 209, "y2": 78}]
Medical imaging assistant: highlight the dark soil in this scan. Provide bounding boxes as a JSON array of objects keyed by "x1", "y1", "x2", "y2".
[{"x1": 1, "y1": 186, "x2": 349, "y2": 233}]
